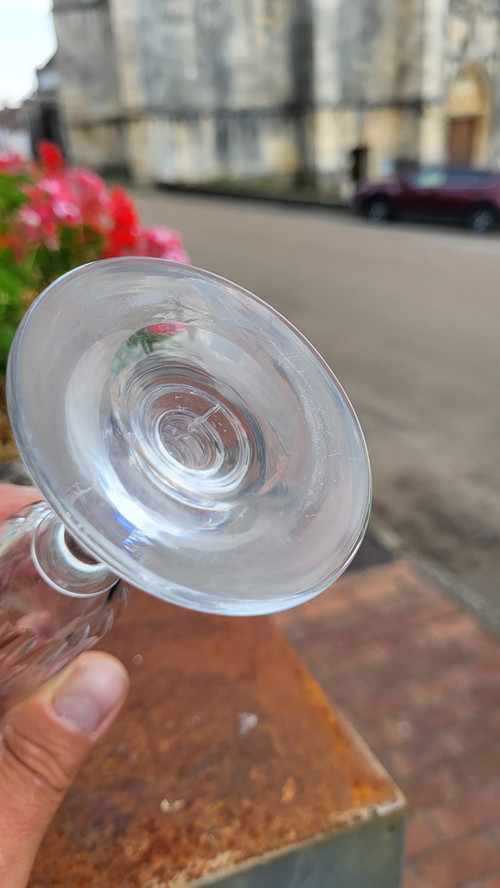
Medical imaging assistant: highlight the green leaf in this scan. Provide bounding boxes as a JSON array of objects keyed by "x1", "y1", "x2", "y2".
[{"x1": 0, "y1": 172, "x2": 29, "y2": 218}]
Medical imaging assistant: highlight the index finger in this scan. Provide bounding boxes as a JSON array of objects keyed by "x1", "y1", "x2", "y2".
[{"x1": 0, "y1": 483, "x2": 42, "y2": 522}]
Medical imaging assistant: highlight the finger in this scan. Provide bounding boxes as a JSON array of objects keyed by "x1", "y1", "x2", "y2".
[
  {"x1": 0, "y1": 484, "x2": 41, "y2": 522},
  {"x1": 0, "y1": 652, "x2": 129, "y2": 888}
]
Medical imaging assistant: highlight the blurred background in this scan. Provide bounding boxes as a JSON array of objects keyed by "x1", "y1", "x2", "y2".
[
  {"x1": 1, "y1": 3, "x2": 500, "y2": 883},
  {"x1": 3, "y1": 0, "x2": 500, "y2": 194}
]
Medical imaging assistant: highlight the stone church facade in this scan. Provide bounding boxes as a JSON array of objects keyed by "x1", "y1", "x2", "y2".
[{"x1": 52, "y1": 0, "x2": 500, "y2": 197}]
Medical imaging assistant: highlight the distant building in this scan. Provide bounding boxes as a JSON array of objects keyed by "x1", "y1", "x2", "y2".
[
  {"x1": 52, "y1": 0, "x2": 500, "y2": 196},
  {"x1": 0, "y1": 106, "x2": 31, "y2": 157},
  {"x1": 24, "y1": 53, "x2": 65, "y2": 158}
]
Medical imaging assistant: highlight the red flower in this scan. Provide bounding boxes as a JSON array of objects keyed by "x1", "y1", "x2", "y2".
[
  {"x1": 0, "y1": 230, "x2": 25, "y2": 261},
  {"x1": 109, "y1": 186, "x2": 138, "y2": 228},
  {"x1": 38, "y1": 141, "x2": 64, "y2": 174},
  {"x1": 104, "y1": 186, "x2": 140, "y2": 256}
]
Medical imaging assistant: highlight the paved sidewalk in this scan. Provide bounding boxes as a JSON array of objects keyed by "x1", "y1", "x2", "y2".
[{"x1": 275, "y1": 558, "x2": 500, "y2": 888}]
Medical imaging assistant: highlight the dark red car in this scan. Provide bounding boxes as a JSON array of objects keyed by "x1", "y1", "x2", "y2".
[{"x1": 353, "y1": 167, "x2": 500, "y2": 233}]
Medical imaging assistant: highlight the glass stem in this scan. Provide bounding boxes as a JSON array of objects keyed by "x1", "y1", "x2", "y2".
[
  {"x1": 0, "y1": 502, "x2": 128, "y2": 712},
  {"x1": 31, "y1": 508, "x2": 119, "y2": 598}
]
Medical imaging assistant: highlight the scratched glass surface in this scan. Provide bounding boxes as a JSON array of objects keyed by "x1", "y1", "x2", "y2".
[{"x1": 8, "y1": 258, "x2": 371, "y2": 615}]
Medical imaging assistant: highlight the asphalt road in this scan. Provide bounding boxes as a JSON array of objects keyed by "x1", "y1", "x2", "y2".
[{"x1": 134, "y1": 191, "x2": 500, "y2": 631}]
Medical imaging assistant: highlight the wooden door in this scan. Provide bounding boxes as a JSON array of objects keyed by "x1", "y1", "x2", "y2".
[{"x1": 447, "y1": 117, "x2": 477, "y2": 166}]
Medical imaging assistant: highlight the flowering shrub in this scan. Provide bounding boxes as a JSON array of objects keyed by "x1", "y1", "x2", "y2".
[{"x1": 0, "y1": 142, "x2": 189, "y2": 373}]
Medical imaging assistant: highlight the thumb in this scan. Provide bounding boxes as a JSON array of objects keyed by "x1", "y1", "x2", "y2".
[{"x1": 0, "y1": 652, "x2": 129, "y2": 888}]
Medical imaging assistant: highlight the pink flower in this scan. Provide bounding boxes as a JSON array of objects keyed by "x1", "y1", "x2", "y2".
[
  {"x1": 18, "y1": 201, "x2": 57, "y2": 247},
  {"x1": 70, "y1": 168, "x2": 109, "y2": 226},
  {"x1": 70, "y1": 168, "x2": 103, "y2": 191},
  {"x1": 18, "y1": 206, "x2": 42, "y2": 229},
  {"x1": 4, "y1": 153, "x2": 188, "y2": 274},
  {"x1": 161, "y1": 245, "x2": 190, "y2": 264},
  {"x1": 0, "y1": 151, "x2": 28, "y2": 174},
  {"x1": 37, "y1": 176, "x2": 64, "y2": 197},
  {"x1": 18, "y1": 206, "x2": 44, "y2": 243},
  {"x1": 133, "y1": 225, "x2": 190, "y2": 262},
  {"x1": 23, "y1": 172, "x2": 106, "y2": 231},
  {"x1": 53, "y1": 199, "x2": 83, "y2": 226},
  {"x1": 149, "y1": 322, "x2": 186, "y2": 335}
]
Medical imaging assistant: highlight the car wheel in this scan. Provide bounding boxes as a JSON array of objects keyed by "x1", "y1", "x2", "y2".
[
  {"x1": 466, "y1": 204, "x2": 497, "y2": 234},
  {"x1": 365, "y1": 196, "x2": 391, "y2": 223}
]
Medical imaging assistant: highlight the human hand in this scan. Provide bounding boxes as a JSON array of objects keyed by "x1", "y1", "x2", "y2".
[{"x1": 0, "y1": 484, "x2": 130, "y2": 888}]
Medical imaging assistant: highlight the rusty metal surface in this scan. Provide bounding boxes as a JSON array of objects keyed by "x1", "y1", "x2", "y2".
[{"x1": 29, "y1": 590, "x2": 404, "y2": 887}]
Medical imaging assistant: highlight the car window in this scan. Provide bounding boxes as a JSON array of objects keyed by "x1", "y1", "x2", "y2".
[
  {"x1": 408, "y1": 170, "x2": 448, "y2": 189},
  {"x1": 446, "y1": 170, "x2": 493, "y2": 187}
]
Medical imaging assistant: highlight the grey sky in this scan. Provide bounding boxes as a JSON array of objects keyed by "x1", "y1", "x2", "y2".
[{"x1": 0, "y1": 0, "x2": 56, "y2": 107}]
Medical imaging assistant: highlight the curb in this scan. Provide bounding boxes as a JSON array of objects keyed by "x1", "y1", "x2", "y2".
[
  {"x1": 155, "y1": 182, "x2": 350, "y2": 214},
  {"x1": 368, "y1": 514, "x2": 500, "y2": 635}
]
